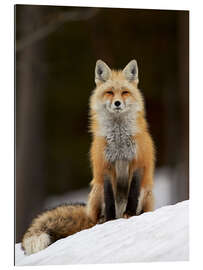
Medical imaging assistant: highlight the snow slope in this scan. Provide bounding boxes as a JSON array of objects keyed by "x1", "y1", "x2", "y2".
[{"x1": 15, "y1": 200, "x2": 189, "y2": 265}]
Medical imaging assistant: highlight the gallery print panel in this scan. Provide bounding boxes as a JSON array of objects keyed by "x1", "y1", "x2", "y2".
[{"x1": 15, "y1": 4, "x2": 189, "y2": 265}]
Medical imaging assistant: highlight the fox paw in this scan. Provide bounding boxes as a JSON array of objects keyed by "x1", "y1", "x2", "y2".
[
  {"x1": 123, "y1": 213, "x2": 132, "y2": 219},
  {"x1": 98, "y1": 215, "x2": 106, "y2": 224},
  {"x1": 22, "y1": 233, "x2": 51, "y2": 255}
]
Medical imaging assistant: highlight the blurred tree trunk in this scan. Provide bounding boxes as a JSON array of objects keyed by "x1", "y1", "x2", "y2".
[
  {"x1": 177, "y1": 12, "x2": 189, "y2": 201},
  {"x1": 162, "y1": 12, "x2": 189, "y2": 203},
  {"x1": 16, "y1": 6, "x2": 46, "y2": 242}
]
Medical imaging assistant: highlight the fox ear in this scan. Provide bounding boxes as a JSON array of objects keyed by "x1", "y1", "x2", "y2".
[
  {"x1": 123, "y1": 60, "x2": 138, "y2": 83},
  {"x1": 95, "y1": 60, "x2": 111, "y2": 84}
]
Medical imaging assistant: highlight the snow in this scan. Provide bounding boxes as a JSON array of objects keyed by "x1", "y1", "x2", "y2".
[{"x1": 15, "y1": 200, "x2": 189, "y2": 265}]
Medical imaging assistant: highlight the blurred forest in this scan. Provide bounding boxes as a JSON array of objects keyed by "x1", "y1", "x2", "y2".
[{"x1": 15, "y1": 5, "x2": 189, "y2": 242}]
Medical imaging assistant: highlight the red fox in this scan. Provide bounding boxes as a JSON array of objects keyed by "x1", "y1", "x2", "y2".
[
  {"x1": 87, "y1": 59, "x2": 155, "y2": 222},
  {"x1": 21, "y1": 60, "x2": 155, "y2": 255}
]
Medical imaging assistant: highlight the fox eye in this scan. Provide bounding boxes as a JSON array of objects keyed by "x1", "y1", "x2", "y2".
[
  {"x1": 122, "y1": 91, "x2": 129, "y2": 95},
  {"x1": 106, "y1": 91, "x2": 114, "y2": 95}
]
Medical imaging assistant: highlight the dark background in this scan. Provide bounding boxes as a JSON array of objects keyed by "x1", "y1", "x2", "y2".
[{"x1": 15, "y1": 5, "x2": 189, "y2": 242}]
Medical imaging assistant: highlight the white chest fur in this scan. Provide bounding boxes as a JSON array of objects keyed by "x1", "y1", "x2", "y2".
[{"x1": 98, "y1": 111, "x2": 137, "y2": 163}]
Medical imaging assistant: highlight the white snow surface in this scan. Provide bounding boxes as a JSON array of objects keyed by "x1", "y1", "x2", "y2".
[{"x1": 15, "y1": 200, "x2": 189, "y2": 265}]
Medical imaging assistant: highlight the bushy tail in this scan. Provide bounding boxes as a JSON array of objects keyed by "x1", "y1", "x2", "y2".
[{"x1": 21, "y1": 203, "x2": 95, "y2": 255}]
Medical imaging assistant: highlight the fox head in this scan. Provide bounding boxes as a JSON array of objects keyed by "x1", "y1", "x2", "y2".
[{"x1": 91, "y1": 60, "x2": 144, "y2": 116}]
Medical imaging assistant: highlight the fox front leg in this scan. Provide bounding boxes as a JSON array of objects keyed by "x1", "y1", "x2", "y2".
[
  {"x1": 124, "y1": 170, "x2": 141, "y2": 217},
  {"x1": 104, "y1": 175, "x2": 116, "y2": 221}
]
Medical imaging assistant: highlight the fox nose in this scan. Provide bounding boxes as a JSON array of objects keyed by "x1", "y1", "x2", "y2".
[{"x1": 114, "y1": 101, "x2": 121, "y2": 107}]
